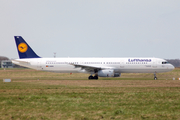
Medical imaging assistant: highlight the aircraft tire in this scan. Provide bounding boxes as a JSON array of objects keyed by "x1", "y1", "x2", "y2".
[
  {"x1": 88, "y1": 76, "x2": 94, "y2": 80},
  {"x1": 94, "y1": 76, "x2": 98, "y2": 80},
  {"x1": 154, "y1": 77, "x2": 157, "y2": 80}
]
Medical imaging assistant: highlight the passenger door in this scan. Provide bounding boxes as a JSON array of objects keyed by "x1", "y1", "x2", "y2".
[
  {"x1": 120, "y1": 60, "x2": 125, "y2": 68},
  {"x1": 37, "y1": 60, "x2": 42, "y2": 70},
  {"x1": 152, "y1": 59, "x2": 157, "y2": 68}
]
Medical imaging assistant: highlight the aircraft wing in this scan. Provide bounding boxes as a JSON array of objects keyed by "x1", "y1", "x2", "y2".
[{"x1": 69, "y1": 63, "x2": 112, "y2": 73}]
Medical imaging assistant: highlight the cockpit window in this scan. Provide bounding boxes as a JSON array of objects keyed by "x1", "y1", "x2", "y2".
[{"x1": 162, "y1": 62, "x2": 170, "y2": 64}]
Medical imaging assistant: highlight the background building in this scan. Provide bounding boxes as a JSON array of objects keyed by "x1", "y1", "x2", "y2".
[
  {"x1": 1, "y1": 60, "x2": 13, "y2": 68},
  {"x1": 0, "y1": 56, "x2": 9, "y2": 68}
]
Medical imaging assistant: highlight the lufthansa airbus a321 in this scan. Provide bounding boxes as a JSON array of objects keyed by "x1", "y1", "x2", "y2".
[{"x1": 12, "y1": 36, "x2": 175, "y2": 80}]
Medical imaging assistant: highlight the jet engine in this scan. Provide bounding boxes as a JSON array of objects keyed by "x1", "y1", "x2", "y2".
[{"x1": 97, "y1": 70, "x2": 121, "y2": 77}]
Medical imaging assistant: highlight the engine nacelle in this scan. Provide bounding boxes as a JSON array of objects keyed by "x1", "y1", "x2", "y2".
[{"x1": 98, "y1": 70, "x2": 121, "y2": 77}]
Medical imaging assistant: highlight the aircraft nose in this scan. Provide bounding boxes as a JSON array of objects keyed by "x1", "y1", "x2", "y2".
[{"x1": 170, "y1": 64, "x2": 175, "y2": 70}]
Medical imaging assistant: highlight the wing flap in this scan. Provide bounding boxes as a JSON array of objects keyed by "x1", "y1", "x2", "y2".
[{"x1": 69, "y1": 63, "x2": 112, "y2": 73}]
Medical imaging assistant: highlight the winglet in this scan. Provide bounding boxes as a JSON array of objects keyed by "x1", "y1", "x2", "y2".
[{"x1": 14, "y1": 36, "x2": 41, "y2": 59}]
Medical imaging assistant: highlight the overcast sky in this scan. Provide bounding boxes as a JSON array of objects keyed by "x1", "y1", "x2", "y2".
[{"x1": 0, "y1": 0, "x2": 180, "y2": 59}]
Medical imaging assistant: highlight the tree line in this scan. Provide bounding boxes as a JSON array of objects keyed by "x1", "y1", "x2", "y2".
[{"x1": 166, "y1": 59, "x2": 180, "y2": 68}]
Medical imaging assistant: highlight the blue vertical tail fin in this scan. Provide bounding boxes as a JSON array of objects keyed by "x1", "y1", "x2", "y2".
[{"x1": 14, "y1": 36, "x2": 41, "y2": 59}]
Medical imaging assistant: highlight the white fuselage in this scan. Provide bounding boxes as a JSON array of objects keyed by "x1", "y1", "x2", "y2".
[{"x1": 12, "y1": 57, "x2": 174, "y2": 74}]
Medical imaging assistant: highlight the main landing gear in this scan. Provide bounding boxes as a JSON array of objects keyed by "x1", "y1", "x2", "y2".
[
  {"x1": 154, "y1": 73, "x2": 157, "y2": 80},
  {"x1": 88, "y1": 75, "x2": 98, "y2": 80}
]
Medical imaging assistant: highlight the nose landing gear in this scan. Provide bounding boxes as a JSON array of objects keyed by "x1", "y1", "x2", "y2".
[{"x1": 154, "y1": 73, "x2": 157, "y2": 80}]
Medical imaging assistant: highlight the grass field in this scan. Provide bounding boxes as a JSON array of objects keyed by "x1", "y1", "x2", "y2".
[{"x1": 0, "y1": 68, "x2": 180, "y2": 120}]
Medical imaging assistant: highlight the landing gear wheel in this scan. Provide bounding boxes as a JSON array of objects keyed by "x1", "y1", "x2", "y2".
[
  {"x1": 94, "y1": 76, "x2": 98, "y2": 80},
  {"x1": 88, "y1": 75, "x2": 98, "y2": 80},
  {"x1": 154, "y1": 73, "x2": 157, "y2": 80},
  {"x1": 88, "y1": 75, "x2": 94, "y2": 80}
]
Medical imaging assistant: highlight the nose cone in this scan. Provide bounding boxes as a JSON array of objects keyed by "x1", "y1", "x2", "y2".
[{"x1": 170, "y1": 64, "x2": 175, "y2": 71}]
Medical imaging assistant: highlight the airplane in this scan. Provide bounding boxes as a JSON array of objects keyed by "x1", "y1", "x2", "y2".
[{"x1": 12, "y1": 36, "x2": 175, "y2": 80}]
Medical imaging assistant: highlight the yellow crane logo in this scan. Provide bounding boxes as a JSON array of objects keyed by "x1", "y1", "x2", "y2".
[{"x1": 18, "y1": 43, "x2": 28, "y2": 53}]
